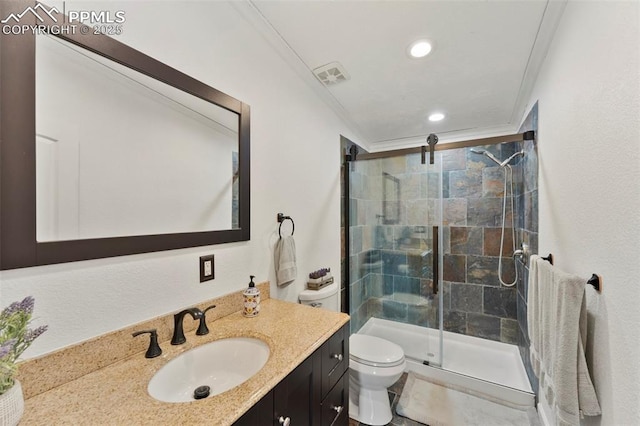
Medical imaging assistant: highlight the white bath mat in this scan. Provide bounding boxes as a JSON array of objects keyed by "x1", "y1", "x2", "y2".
[{"x1": 396, "y1": 372, "x2": 531, "y2": 426}]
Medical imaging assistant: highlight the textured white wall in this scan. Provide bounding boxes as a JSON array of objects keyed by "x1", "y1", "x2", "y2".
[
  {"x1": 0, "y1": 2, "x2": 357, "y2": 358},
  {"x1": 522, "y1": 1, "x2": 640, "y2": 424}
]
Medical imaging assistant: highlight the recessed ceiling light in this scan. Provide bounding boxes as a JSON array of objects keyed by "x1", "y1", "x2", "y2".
[
  {"x1": 408, "y1": 40, "x2": 433, "y2": 58},
  {"x1": 429, "y1": 113, "x2": 445, "y2": 122}
]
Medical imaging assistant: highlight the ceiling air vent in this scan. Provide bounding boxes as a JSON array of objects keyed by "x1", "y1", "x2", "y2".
[{"x1": 313, "y1": 62, "x2": 350, "y2": 86}]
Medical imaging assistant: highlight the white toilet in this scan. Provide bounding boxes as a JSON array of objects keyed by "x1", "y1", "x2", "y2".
[
  {"x1": 298, "y1": 282, "x2": 339, "y2": 311},
  {"x1": 298, "y1": 285, "x2": 405, "y2": 425},
  {"x1": 349, "y1": 334, "x2": 406, "y2": 425}
]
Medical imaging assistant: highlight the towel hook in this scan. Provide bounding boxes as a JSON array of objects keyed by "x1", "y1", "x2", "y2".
[{"x1": 277, "y1": 213, "x2": 295, "y2": 238}]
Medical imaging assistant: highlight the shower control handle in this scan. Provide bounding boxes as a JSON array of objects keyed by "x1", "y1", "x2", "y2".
[{"x1": 513, "y1": 243, "x2": 529, "y2": 264}]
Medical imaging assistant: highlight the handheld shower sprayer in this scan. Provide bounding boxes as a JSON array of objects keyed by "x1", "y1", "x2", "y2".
[{"x1": 469, "y1": 146, "x2": 526, "y2": 287}]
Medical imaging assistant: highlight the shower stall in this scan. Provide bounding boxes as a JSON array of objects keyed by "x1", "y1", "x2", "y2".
[{"x1": 342, "y1": 126, "x2": 539, "y2": 408}]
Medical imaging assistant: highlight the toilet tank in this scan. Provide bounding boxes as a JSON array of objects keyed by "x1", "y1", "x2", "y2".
[{"x1": 299, "y1": 282, "x2": 339, "y2": 312}]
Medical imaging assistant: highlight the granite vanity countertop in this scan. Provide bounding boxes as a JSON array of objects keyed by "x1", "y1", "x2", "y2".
[{"x1": 21, "y1": 299, "x2": 349, "y2": 425}]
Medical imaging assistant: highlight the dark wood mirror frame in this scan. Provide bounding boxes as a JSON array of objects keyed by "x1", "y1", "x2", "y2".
[{"x1": 0, "y1": 5, "x2": 250, "y2": 270}]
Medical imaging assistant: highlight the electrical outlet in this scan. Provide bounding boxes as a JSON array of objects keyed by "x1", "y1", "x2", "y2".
[{"x1": 199, "y1": 255, "x2": 214, "y2": 282}]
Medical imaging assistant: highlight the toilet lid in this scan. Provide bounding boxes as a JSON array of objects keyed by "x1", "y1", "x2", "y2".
[{"x1": 349, "y1": 334, "x2": 405, "y2": 368}]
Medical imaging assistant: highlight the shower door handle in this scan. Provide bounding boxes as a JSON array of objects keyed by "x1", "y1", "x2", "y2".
[{"x1": 432, "y1": 226, "x2": 439, "y2": 295}]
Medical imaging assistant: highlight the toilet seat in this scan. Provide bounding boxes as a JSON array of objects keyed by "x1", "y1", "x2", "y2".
[{"x1": 350, "y1": 334, "x2": 405, "y2": 368}]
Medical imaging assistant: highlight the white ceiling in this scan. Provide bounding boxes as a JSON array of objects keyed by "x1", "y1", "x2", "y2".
[{"x1": 241, "y1": 0, "x2": 565, "y2": 150}]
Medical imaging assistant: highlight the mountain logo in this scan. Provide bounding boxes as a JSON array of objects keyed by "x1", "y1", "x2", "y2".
[{"x1": 1, "y1": 3, "x2": 59, "y2": 24}]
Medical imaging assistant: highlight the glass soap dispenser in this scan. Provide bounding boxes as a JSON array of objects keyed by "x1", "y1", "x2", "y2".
[{"x1": 243, "y1": 275, "x2": 260, "y2": 317}]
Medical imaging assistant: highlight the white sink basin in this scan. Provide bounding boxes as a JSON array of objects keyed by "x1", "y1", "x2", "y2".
[{"x1": 148, "y1": 337, "x2": 270, "y2": 403}]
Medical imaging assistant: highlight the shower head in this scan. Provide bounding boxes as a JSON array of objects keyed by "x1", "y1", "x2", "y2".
[
  {"x1": 470, "y1": 148, "x2": 525, "y2": 167},
  {"x1": 470, "y1": 148, "x2": 502, "y2": 166}
]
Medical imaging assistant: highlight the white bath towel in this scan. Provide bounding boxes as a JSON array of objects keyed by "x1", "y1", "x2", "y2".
[
  {"x1": 527, "y1": 256, "x2": 601, "y2": 426},
  {"x1": 274, "y1": 235, "x2": 297, "y2": 286}
]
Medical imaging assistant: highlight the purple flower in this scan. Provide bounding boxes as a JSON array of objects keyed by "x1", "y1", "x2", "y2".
[
  {"x1": 0, "y1": 297, "x2": 46, "y2": 394},
  {"x1": 0, "y1": 339, "x2": 16, "y2": 359},
  {"x1": 25, "y1": 325, "x2": 48, "y2": 344},
  {"x1": 1, "y1": 296, "x2": 34, "y2": 318},
  {"x1": 18, "y1": 296, "x2": 35, "y2": 315},
  {"x1": 1, "y1": 301, "x2": 20, "y2": 317}
]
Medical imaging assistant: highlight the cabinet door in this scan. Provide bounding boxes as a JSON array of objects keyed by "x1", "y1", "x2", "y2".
[
  {"x1": 233, "y1": 391, "x2": 274, "y2": 426},
  {"x1": 273, "y1": 350, "x2": 322, "y2": 426},
  {"x1": 321, "y1": 323, "x2": 349, "y2": 397},
  {"x1": 321, "y1": 371, "x2": 349, "y2": 426}
]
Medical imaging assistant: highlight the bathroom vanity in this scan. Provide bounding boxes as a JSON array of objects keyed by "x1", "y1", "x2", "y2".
[
  {"x1": 235, "y1": 321, "x2": 349, "y2": 425},
  {"x1": 18, "y1": 285, "x2": 350, "y2": 425}
]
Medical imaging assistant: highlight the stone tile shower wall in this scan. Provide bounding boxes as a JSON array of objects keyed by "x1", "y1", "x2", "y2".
[
  {"x1": 440, "y1": 143, "x2": 521, "y2": 343},
  {"x1": 345, "y1": 132, "x2": 538, "y2": 350},
  {"x1": 348, "y1": 155, "x2": 439, "y2": 333}
]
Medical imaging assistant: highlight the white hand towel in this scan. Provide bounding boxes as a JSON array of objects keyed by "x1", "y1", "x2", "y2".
[
  {"x1": 527, "y1": 255, "x2": 541, "y2": 375},
  {"x1": 527, "y1": 256, "x2": 601, "y2": 426},
  {"x1": 274, "y1": 235, "x2": 297, "y2": 286}
]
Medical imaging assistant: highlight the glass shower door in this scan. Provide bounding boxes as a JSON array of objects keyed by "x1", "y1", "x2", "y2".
[{"x1": 347, "y1": 151, "x2": 443, "y2": 367}]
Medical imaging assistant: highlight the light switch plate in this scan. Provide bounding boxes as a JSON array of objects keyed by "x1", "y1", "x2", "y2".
[{"x1": 199, "y1": 255, "x2": 214, "y2": 282}]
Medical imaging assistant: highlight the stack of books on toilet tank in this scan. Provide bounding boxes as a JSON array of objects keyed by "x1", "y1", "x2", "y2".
[{"x1": 307, "y1": 268, "x2": 333, "y2": 290}]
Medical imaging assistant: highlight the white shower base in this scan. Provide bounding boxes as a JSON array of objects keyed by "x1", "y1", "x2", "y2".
[{"x1": 358, "y1": 317, "x2": 535, "y2": 409}]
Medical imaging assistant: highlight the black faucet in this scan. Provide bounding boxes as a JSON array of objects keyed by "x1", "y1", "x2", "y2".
[
  {"x1": 196, "y1": 305, "x2": 217, "y2": 336},
  {"x1": 132, "y1": 329, "x2": 162, "y2": 358},
  {"x1": 171, "y1": 308, "x2": 203, "y2": 345}
]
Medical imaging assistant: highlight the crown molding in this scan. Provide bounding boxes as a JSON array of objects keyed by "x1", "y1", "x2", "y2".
[
  {"x1": 368, "y1": 124, "x2": 519, "y2": 152},
  {"x1": 511, "y1": 0, "x2": 568, "y2": 128},
  {"x1": 231, "y1": 1, "x2": 370, "y2": 146}
]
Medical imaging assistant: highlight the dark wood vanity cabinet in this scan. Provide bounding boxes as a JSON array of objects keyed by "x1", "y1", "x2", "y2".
[
  {"x1": 320, "y1": 322, "x2": 349, "y2": 425},
  {"x1": 273, "y1": 350, "x2": 322, "y2": 425},
  {"x1": 320, "y1": 369, "x2": 349, "y2": 425},
  {"x1": 234, "y1": 391, "x2": 273, "y2": 424},
  {"x1": 235, "y1": 322, "x2": 349, "y2": 426}
]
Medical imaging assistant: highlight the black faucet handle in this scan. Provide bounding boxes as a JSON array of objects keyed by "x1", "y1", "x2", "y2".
[
  {"x1": 196, "y1": 305, "x2": 217, "y2": 336},
  {"x1": 132, "y1": 329, "x2": 162, "y2": 358}
]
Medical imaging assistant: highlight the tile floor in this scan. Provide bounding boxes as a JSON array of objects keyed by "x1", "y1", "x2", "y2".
[{"x1": 348, "y1": 373, "x2": 426, "y2": 426}]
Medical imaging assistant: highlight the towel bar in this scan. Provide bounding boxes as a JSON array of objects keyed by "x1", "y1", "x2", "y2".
[
  {"x1": 541, "y1": 254, "x2": 601, "y2": 292},
  {"x1": 587, "y1": 274, "x2": 602, "y2": 292}
]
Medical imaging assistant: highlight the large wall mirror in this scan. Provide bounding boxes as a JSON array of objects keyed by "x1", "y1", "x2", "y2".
[{"x1": 0, "y1": 5, "x2": 250, "y2": 270}]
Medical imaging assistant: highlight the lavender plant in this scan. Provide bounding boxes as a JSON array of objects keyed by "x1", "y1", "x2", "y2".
[
  {"x1": 0, "y1": 296, "x2": 47, "y2": 394},
  {"x1": 309, "y1": 267, "x2": 331, "y2": 280}
]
